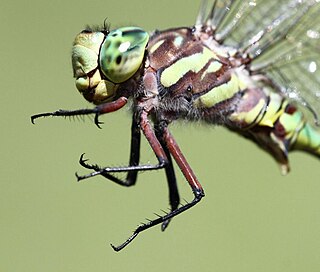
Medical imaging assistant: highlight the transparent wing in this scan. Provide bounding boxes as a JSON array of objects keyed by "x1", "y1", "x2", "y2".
[{"x1": 200, "y1": 0, "x2": 320, "y2": 124}]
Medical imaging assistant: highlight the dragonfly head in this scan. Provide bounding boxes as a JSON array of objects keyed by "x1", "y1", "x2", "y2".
[{"x1": 72, "y1": 27, "x2": 149, "y2": 104}]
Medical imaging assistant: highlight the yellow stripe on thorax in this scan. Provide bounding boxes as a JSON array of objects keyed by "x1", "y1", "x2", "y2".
[
  {"x1": 160, "y1": 47, "x2": 218, "y2": 87},
  {"x1": 194, "y1": 73, "x2": 245, "y2": 108},
  {"x1": 201, "y1": 61, "x2": 223, "y2": 80},
  {"x1": 149, "y1": 40, "x2": 165, "y2": 54}
]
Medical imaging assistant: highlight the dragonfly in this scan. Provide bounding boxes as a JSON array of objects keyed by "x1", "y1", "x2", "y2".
[{"x1": 31, "y1": 0, "x2": 320, "y2": 251}]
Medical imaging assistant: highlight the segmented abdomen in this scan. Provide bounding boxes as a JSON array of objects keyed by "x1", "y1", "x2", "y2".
[{"x1": 227, "y1": 83, "x2": 320, "y2": 174}]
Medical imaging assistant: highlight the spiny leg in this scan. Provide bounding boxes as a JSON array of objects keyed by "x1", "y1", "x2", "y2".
[
  {"x1": 31, "y1": 97, "x2": 128, "y2": 128},
  {"x1": 155, "y1": 121, "x2": 180, "y2": 231},
  {"x1": 78, "y1": 111, "x2": 142, "y2": 186},
  {"x1": 111, "y1": 120, "x2": 205, "y2": 252},
  {"x1": 80, "y1": 117, "x2": 180, "y2": 231},
  {"x1": 75, "y1": 110, "x2": 169, "y2": 181},
  {"x1": 32, "y1": 100, "x2": 204, "y2": 250}
]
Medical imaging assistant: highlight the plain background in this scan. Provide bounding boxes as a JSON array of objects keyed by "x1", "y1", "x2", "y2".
[{"x1": 1, "y1": 0, "x2": 320, "y2": 271}]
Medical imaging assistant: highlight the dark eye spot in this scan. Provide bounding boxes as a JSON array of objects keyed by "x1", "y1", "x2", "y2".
[
  {"x1": 116, "y1": 55, "x2": 122, "y2": 65},
  {"x1": 104, "y1": 41, "x2": 111, "y2": 49}
]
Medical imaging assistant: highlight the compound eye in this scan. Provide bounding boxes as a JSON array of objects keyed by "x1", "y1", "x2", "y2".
[{"x1": 99, "y1": 27, "x2": 149, "y2": 83}]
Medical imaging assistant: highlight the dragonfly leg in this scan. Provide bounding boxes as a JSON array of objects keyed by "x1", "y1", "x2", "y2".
[
  {"x1": 31, "y1": 97, "x2": 128, "y2": 128},
  {"x1": 154, "y1": 122, "x2": 180, "y2": 231},
  {"x1": 111, "y1": 121, "x2": 205, "y2": 252},
  {"x1": 78, "y1": 112, "x2": 142, "y2": 186},
  {"x1": 76, "y1": 110, "x2": 169, "y2": 180}
]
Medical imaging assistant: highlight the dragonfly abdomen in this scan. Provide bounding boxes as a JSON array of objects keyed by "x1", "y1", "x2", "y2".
[{"x1": 227, "y1": 85, "x2": 320, "y2": 174}]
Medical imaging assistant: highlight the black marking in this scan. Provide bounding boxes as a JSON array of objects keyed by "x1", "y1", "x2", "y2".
[
  {"x1": 252, "y1": 95, "x2": 271, "y2": 128},
  {"x1": 116, "y1": 55, "x2": 122, "y2": 65},
  {"x1": 122, "y1": 29, "x2": 144, "y2": 36}
]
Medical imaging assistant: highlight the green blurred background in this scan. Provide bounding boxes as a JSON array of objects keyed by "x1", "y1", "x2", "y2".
[{"x1": 1, "y1": 0, "x2": 320, "y2": 271}]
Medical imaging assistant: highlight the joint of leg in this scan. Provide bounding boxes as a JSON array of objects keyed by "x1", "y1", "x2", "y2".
[
  {"x1": 194, "y1": 188, "x2": 205, "y2": 200},
  {"x1": 158, "y1": 158, "x2": 169, "y2": 168}
]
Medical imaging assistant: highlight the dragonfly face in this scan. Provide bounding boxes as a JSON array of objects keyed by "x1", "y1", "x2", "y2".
[{"x1": 72, "y1": 27, "x2": 149, "y2": 104}]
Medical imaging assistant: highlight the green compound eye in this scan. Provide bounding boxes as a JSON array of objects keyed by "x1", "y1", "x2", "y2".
[{"x1": 99, "y1": 27, "x2": 149, "y2": 83}]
